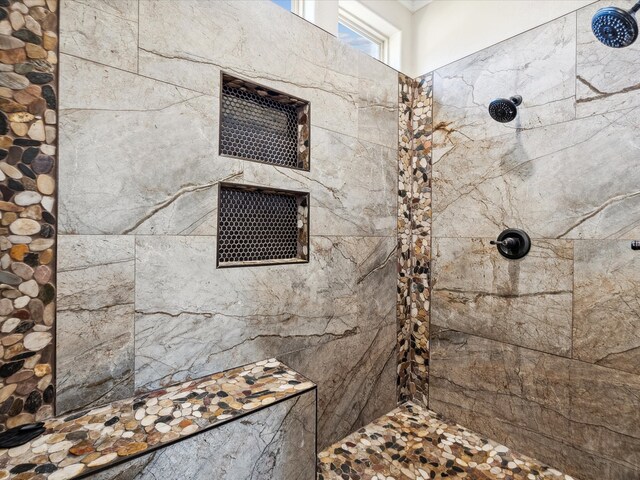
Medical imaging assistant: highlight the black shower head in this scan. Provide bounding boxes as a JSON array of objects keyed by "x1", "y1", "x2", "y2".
[
  {"x1": 592, "y1": 2, "x2": 640, "y2": 48},
  {"x1": 488, "y1": 96, "x2": 522, "y2": 123}
]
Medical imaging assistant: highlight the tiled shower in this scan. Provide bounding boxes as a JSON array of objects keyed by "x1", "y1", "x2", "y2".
[{"x1": 0, "y1": 0, "x2": 636, "y2": 479}]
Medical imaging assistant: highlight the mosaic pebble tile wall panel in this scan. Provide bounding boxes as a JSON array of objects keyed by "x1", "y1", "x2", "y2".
[
  {"x1": 0, "y1": 359, "x2": 316, "y2": 479},
  {"x1": 397, "y1": 73, "x2": 433, "y2": 406},
  {"x1": 0, "y1": 0, "x2": 58, "y2": 431},
  {"x1": 430, "y1": 2, "x2": 640, "y2": 478},
  {"x1": 58, "y1": 0, "x2": 397, "y2": 450}
]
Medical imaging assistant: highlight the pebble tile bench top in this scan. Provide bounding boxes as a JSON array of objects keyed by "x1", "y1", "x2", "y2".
[
  {"x1": 318, "y1": 403, "x2": 577, "y2": 480},
  {"x1": 0, "y1": 359, "x2": 315, "y2": 479}
]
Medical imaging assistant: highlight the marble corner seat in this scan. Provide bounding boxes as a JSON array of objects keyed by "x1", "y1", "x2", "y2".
[{"x1": 0, "y1": 359, "x2": 317, "y2": 480}]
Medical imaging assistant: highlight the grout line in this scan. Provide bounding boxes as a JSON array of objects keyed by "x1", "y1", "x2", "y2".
[{"x1": 431, "y1": 325, "x2": 640, "y2": 378}]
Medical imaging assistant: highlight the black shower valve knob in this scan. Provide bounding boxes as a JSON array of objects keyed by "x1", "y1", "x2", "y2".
[{"x1": 490, "y1": 229, "x2": 531, "y2": 259}]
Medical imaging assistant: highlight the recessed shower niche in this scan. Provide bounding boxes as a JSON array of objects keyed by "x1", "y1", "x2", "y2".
[
  {"x1": 220, "y1": 73, "x2": 310, "y2": 170},
  {"x1": 217, "y1": 183, "x2": 310, "y2": 268}
]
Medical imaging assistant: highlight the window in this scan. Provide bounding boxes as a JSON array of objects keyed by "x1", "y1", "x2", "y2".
[
  {"x1": 337, "y1": 2, "x2": 392, "y2": 64},
  {"x1": 338, "y1": 21, "x2": 383, "y2": 59}
]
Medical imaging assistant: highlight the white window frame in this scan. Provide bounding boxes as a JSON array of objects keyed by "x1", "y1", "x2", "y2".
[
  {"x1": 338, "y1": 0, "x2": 402, "y2": 68},
  {"x1": 291, "y1": 0, "x2": 304, "y2": 16},
  {"x1": 338, "y1": 8, "x2": 388, "y2": 62}
]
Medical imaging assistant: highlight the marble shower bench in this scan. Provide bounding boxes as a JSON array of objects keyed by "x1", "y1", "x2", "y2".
[{"x1": 0, "y1": 359, "x2": 316, "y2": 480}]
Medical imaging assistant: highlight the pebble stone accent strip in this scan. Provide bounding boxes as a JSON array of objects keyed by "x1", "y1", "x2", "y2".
[
  {"x1": 397, "y1": 73, "x2": 432, "y2": 406},
  {"x1": 0, "y1": 0, "x2": 58, "y2": 432},
  {"x1": 0, "y1": 359, "x2": 315, "y2": 479},
  {"x1": 397, "y1": 73, "x2": 413, "y2": 404},
  {"x1": 318, "y1": 402, "x2": 577, "y2": 480}
]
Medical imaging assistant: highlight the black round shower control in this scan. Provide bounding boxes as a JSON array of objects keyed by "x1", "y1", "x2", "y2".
[{"x1": 490, "y1": 229, "x2": 531, "y2": 259}]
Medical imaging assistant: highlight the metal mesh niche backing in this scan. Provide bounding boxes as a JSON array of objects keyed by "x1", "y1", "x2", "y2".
[
  {"x1": 218, "y1": 187, "x2": 300, "y2": 264},
  {"x1": 220, "y1": 84, "x2": 299, "y2": 167}
]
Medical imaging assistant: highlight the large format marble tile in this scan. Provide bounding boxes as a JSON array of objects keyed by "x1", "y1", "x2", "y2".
[
  {"x1": 432, "y1": 107, "x2": 640, "y2": 239},
  {"x1": 573, "y1": 240, "x2": 640, "y2": 374},
  {"x1": 60, "y1": 0, "x2": 138, "y2": 73},
  {"x1": 59, "y1": 55, "x2": 241, "y2": 235},
  {"x1": 357, "y1": 53, "x2": 398, "y2": 149},
  {"x1": 56, "y1": 235, "x2": 135, "y2": 414},
  {"x1": 138, "y1": 0, "x2": 363, "y2": 142},
  {"x1": 432, "y1": 13, "x2": 576, "y2": 151},
  {"x1": 241, "y1": 127, "x2": 396, "y2": 237},
  {"x1": 576, "y1": 0, "x2": 640, "y2": 117},
  {"x1": 280, "y1": 323, "x2": 396, "y2": 449},
  {"x1": 432, "y1": 238, "x2": 573, "y2": 356},
  {"x1": 91, "y1": 392, "x2": 316, "y2": 480},
  {"x1": 134, "y1": 235, "x2": 395, "y2": 391},
  {"x1": 429, "y1": 329, "x2": 571, "y2": 448},
  {"x1": 569, "y1": 360, "x2": 640, "y2": 477}
]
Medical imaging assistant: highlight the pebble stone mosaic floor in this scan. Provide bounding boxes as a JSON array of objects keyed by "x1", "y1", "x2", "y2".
[
  {"x1": 0, "y1": 359, "x2": 315, "y2": 479},
  {"x1": 318, "y1": 403, "x2": 577, "y2": 480}
]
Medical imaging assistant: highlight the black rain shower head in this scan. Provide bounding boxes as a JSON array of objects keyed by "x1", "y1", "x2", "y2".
[
  {"x1": 592, "y1": 1, "x2": 640, "y2": 48},
  {"x1": 488, "y1": 96, "x2": 522, "y2": 123}
]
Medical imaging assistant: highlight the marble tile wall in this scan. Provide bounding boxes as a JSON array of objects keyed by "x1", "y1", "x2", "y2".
[
  {"x1": 57, "y1": 0, "x2": 397, "y2": 450},
  {"x1": 397, "y1": 73, "x2": 433, "y2": 406},
  {"x1": 0, "y1": 0, "x2": 58, "y2": 431},
  {"x1": 429, "y1": 2, "x2": 640, "y2": 479}
]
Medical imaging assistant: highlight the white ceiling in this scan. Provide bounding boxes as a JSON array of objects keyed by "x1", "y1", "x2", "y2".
[{"x1": 396, "y1": 0, "x2": 432, "y2": 12}]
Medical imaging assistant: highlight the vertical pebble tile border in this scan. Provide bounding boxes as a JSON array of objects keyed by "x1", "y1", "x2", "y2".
[
  {"x1": 397, "y1": 73, "x2": 432, "y2": 406},
  {"x1": 410, "y1": 74, "x2": 432, "y2": 406},
  {"x1": 0, "y1": 0, "x2": 57, "y2": 431},
  {"x1": 397, "y1": 73, "x2": 413, "y2": 403}
]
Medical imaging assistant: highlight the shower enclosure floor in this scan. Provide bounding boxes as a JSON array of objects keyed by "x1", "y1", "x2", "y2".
[{"x1": 317, "y1": 403, "x2": 576, "y2": 480}]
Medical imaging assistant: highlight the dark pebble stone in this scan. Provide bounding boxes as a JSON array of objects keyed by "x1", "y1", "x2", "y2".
[
  {"x1": 13, "y1": 138, "x2": 40, "y2": 147},
  {"x1": 0, "y1": 112, "x2": 7, "y2": 136},
  {"x1": 7, "y1": 146, "x2": 22, "y2": 165},
  {"x1": 35, "y1": 464, "x2": 57, "y2": 474},
  {"x1": 31, "y1": 154, "x2": 53, "y2": 174},
  {"x1": 10, "y1": 464, "x2": 36, "y2": 474},
  {"x1": 14, "y1": 322, "x2": 35, "y2": 333},
  {"x1": 155, "y1": 415, "x2": 172, "y2": 424},
  {"x1": 14, "y1": 309, "x2": 30, "y2": 320},
  {"x1": 15, "y1": 321, "x2": 34, "y2": 334},
  {"x1": 17, "y1": 163, "x2": 35, "y2": 179},
  {"x1": 0, "y1": 398, "x2": 11, "y2": 415},
  {"x1": 24, "y1": 390, "x2": 42, "y2": 414},
  {"x1": 42, "y1": 85, "x2": 56, "y2": 110},
  {"x1": 38, "y1": 283, "x2": 55, "y2": 304},
  {"x1": 0, "y1": 185, "x2": 14, "y2": 200},
  {"x1": 7, "y1": 397, "x2": 23, "y2": 416},
  {"x1": 0, "y1": 271, "x2": 22, "y2": 285},
  {"x1": 40, "y1": 224, "x2": 54, "y2": 238},
  {"x1": 7, "y1": 178, "x2": 24, "y2": 192},
  {"x1": 66, "y1": 431, "x2": 87, "y2": 441},
  {"x1": 43, "y1": 385, "x2": 54, "y2": 403},
  {"x1": 0, "y1": 149, "x2": 6, "y2": 161},
  {"x1": 22, "y1": 147, "x2": 39, "y2": 164},
  {"x1": 12, "y1": 29, "x2": 41, "y2": 45},
  {"x1": 132, "y1": 401, "x2": 145, "y2": 410},
  {"x1": 42, "y1": 211, "x2": 55, "y2": 224},
  {"x1": 0, "y1": 9, "x2": 6, "y2": 22},
  {"x1": 23, "y1": 253, "x2": 39, "y2": 267},
  {"x1": 104, "y1": 416, "x2": 119, "y2": 426},
  {"x1": 25, "y1": 72, "x2": 53, "y2": 85},
  {"x1": 9, "y1": 351, "x2": 35, "y2": 361},
  {"x1": 0, "y1": 1, "x2": 9, "y2": 7},
  {"x1": 0, "y1": 361, "x2": 23, "y2": 378}
]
